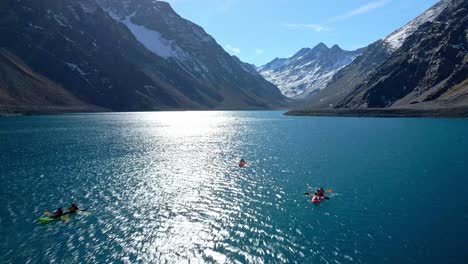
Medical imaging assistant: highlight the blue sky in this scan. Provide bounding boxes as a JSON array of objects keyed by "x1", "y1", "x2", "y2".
[{"x1": 166, "y1": 0, "x2": 439, "y2": 66}]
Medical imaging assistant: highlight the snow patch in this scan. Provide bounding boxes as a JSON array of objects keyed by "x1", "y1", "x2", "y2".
[
  {"x1": 450, "y1": 43, "x2": 465, "y2": 50},
  {"x1": 28, "y1": 23, "x2": 44, "y2": 31},
  {"x1": 59, "y1": 33, "x2": 75, "y2": 44},
  {"x1": 53, "y1": 15, "x2": 71, "y2": 28},
  {"x1": 121, "y1": 15, "x2": 188, "y2": 59},
  {"x1": 78, "y1": 2, "x2": 99, "y2": 13},
  {"x1": 101, "y1": 7, "x2": 189, "y2": 60},
  {"x1": 65, "y1": 63, "x2": 86, "y2": 76},
  {"x1": 384, "y1": 0, "x2": 449, "y2": 50}
]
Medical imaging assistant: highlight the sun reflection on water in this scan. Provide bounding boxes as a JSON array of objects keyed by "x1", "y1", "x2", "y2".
[{"x1": 110, "y1": 111, "x2": 247, "y2": 262}]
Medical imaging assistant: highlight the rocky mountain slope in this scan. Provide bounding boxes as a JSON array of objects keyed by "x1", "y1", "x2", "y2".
[
  {"x1": 337, "y1": 0, "x2": 467, "y2": 109},
  {"x1": 0, "y1": 48, "x2": 102, "y2": 114},
  {"x1": 307, "y1": 0, "x2": 468, "y2": 109},
  {"x1": 0, "y1": 0, "x2": 286, "y2": 113},
  {"x1": 305, "y1": 41, "x2": 392, "y2": 108},
  {"x1": 258, "y1": 43, "x2": 361, "y2": 98}
]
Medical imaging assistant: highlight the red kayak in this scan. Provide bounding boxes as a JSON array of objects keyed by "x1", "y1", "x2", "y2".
[{"x1": 312, "y1": 196, "x2": 326, "y2": 204}]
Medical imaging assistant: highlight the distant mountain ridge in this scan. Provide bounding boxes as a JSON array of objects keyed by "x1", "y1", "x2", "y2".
[
  {"x1": 258, "y1": 43, "x2": 362, "y2": 98},
  {"x1": 0, "y1": 0, "x2": 286, "y2": 113}
]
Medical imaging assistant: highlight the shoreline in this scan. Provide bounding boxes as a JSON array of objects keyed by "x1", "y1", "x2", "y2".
[
  {"x1": 284, "y1": 107, "x2": 468, "y2": 118},
  {"x1": 0, "y1": 106, "x2": 288, "y2": 117},
  {"x1": 0, "y1": 105, "x2": 109, "y2": 117},
  {"x1": 3, "y1": 106, "x2": 468, "y2": 118}
]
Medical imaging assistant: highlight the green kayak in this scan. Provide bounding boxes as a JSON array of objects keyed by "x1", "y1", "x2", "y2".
[
  {"x1": 38, "y1": 216, "x2": 61, "y2": 224},
  {"x1": 38, "y1": 210, "x2": 89, "y2": 224}
]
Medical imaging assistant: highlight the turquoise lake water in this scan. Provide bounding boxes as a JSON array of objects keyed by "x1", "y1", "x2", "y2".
[{"x1": 1, "y1": 111, "x2": 467, "y2": 263}]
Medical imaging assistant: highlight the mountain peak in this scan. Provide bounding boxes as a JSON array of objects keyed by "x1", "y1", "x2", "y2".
[
  {"x1": 330, "y1": 44, "x2": 342, "y2": 51},
  {"x1": 258, "y1": 41, "x2": 362, "y2": 98},
  {"x1": 313, "y1": 42, "x2": 329, "y2": 50},
  {"x1": 154, "y1": 1, "x2": 175, "y2": 12}
]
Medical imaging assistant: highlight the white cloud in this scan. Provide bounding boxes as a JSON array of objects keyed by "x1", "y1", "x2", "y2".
[
  {"x1": 255, "y1": 49, "x2": 264, "y2": 55},
  {"x1": 328, "y1": 0, "x2": 392, "y2": 23},
  {"x1": 285, "y1": 23, "x2": 330, "y2": 32},
  {"x1": 285, "y1": 0, "x2": 390, "y2": 34},
  {"x1": 225, "y1": 44, "x2": 241, "y2": 54}
]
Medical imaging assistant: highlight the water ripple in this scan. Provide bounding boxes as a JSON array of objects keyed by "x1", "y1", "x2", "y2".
[{"x1": 1, "y1": 112, "x2": 468, "y2": 263}]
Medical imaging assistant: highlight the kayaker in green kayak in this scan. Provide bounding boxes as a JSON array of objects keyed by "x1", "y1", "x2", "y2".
[
  {"x1": 65, "y1": 204, "x2": 79, "y2": 215},
  {"x1": 39, "y1": 204, "x2": 87, "y2": 224},
  {"x1": 50, "y1": 207, "x2": 64, "y2": 219}
]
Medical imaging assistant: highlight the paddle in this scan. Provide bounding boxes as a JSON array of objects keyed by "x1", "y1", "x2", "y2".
[
  {"x1": 45, "y1": 209, "x2": 87, "y2": 215},
  {"x1": 305, "y1": 189, "x2": 333, "y2": 196}
]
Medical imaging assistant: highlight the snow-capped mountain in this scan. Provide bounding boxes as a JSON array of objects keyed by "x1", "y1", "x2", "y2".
[
  {"x1": 338, "y1": 0, "x2": 467, "y2": 109},
  {"x1": 305, "y1": 0, "x2": 467, "y2": 110},
  {"x1": 306, "y1": 0, "x2": 460, "y2": 109},
  {"x1": 383, "y1": 0, "x2": 450, "y2": 51},
  {"x1": 258, "y1": 43, "x2": 361, "y2": 98},
  {"x1": 0, "y1": 0, "x2": 286, "y2": 113}
]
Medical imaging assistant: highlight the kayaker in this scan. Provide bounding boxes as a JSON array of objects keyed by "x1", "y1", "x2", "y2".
[
  {"x1": 67, "y1": 204, "x2": 79, "y2": 214},
  {"x1": 309, "y1": 191, "x2": 318, "y2": 201},
  {"x1": 318, "y1": 187, "x2": 325, "y2": 197},
  {"x1": 50, "y1": 207, "x2": 64, "y2": 219},
  {"x1": 239, "y1": 159, "x2": 246, "y2": 167}
]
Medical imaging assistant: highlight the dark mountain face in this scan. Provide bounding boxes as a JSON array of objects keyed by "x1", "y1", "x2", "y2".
[
  {"x1": 258, "y1": 43, "x2": 361, "y2": 98},
  {"x1": 338, "y1": 0, "x2": 468, "y2": 109},
  {"x1": 0, "y1": 47, "x2": 102, "y2": 114},
  {"x1": 307, "y1": 0, "x2": 468, "y2": 108},
  {"x1": 0, "y1": 0, "x2": 286, "y2": 112},
  {"x1": 1, "y1": 0, "x2": 182, "y2": 111},
  {"x1": 231, "y1": 55, "x2": 262, "y2": 77}
]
